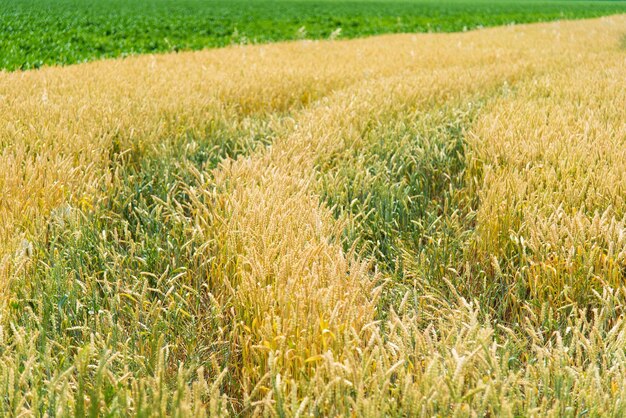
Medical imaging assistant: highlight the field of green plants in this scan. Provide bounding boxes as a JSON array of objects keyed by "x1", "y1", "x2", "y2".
[{"x1": 2, "y1": 0, "x2": 626, "y2": 70}]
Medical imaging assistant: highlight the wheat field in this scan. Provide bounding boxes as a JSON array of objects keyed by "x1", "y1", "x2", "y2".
[{"x1": 1, "y1": 15, "x2": 626, "y2": 416}]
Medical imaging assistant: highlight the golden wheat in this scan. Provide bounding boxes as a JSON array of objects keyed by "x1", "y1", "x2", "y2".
[{"x1": 1, "y1": 15, "x2": 625, "y2": 416}]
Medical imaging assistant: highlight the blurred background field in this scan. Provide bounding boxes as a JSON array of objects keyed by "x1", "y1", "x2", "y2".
[{"x1": 2, "y1": 0, "x2": 626, "y2": 70}]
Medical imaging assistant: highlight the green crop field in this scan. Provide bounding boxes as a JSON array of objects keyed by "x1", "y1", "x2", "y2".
[{"x1": 1, "y1": 0, "x2": 626, "y2": 71}]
